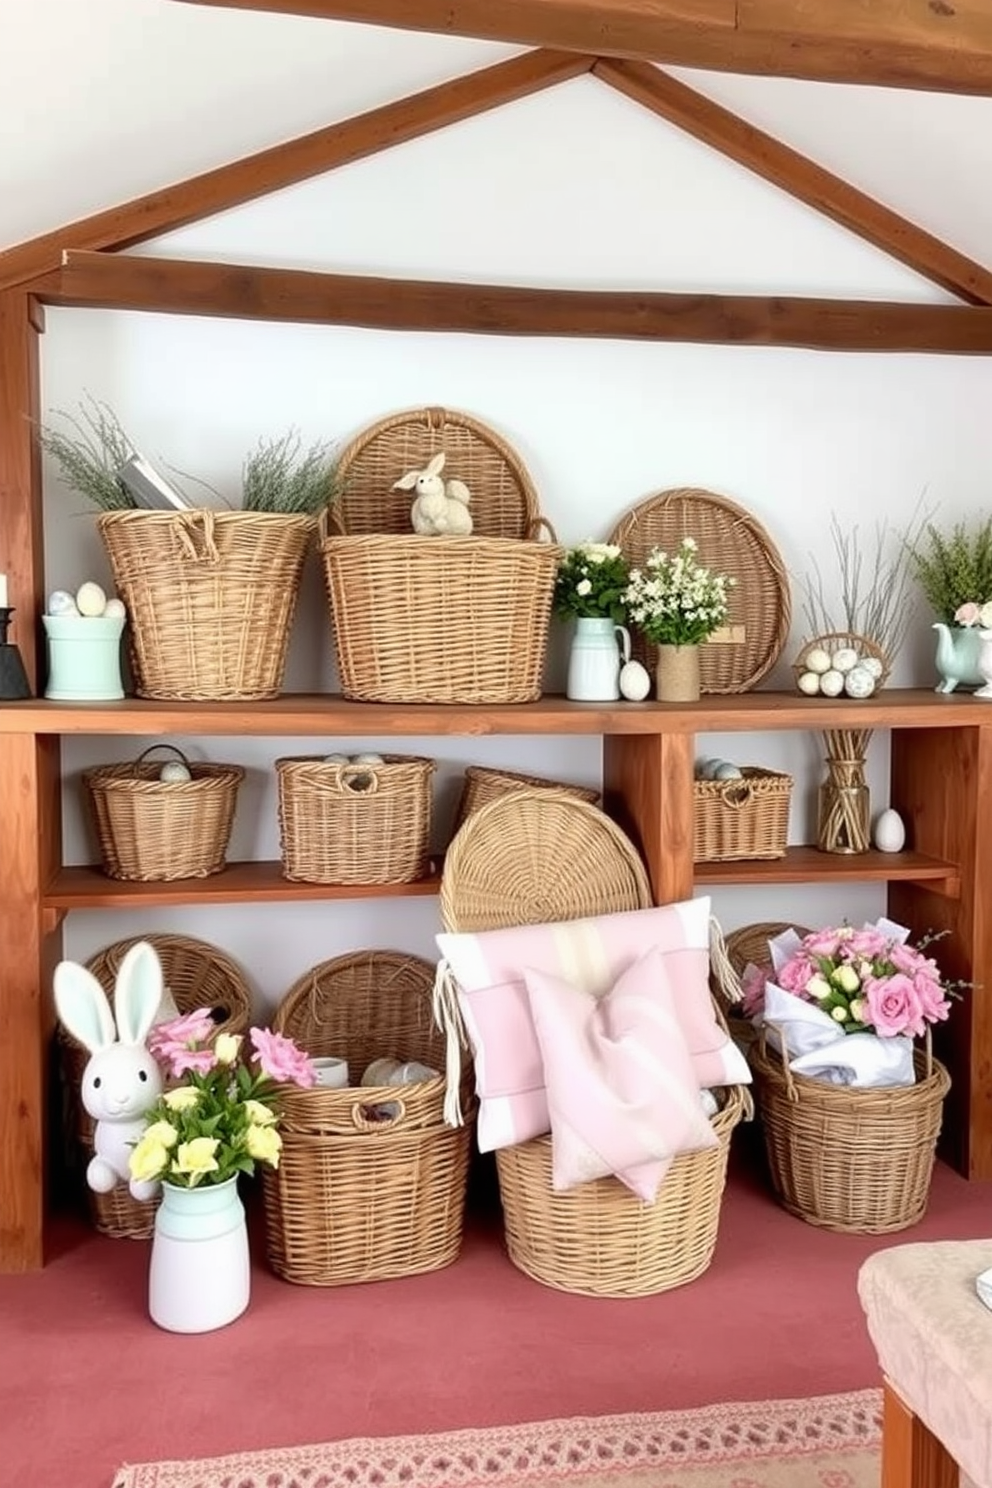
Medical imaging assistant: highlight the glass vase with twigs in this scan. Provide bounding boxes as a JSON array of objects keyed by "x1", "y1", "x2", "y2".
[{"x1": 816, "y1": 728, "x2": 873, "y2": 855}]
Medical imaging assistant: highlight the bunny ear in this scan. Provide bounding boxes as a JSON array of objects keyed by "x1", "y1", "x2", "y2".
[
  {"x1": 392, "y1": 471, "x2": 419, "y2": 491},
  {"x1": 53, "y1": 963, "x2": 116, "y2": 1054},
  {"x1": 114, "y1": 941, "x2": 164, "y2": 1045},
  {"x1": 425, "y1": 452, "x2": 446, "y2": 478}
]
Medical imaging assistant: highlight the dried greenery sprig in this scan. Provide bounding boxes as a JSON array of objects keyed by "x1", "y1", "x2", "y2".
[
  {"x1": 37, "y1": 396, "x2": 138, "y2": 510},
  {"x1": 800, "y1": 509, "x2": 929, "y2": 664},
  {"x1": 904, "y1": 517, "x2": 992, "y2": 624},
  {"x1": 241, "y1": 430, "x2": 340, "y2": 515}
]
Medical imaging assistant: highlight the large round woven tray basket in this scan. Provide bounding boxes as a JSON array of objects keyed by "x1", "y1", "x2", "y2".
[
  {"x1": 263, "y1": 950, "x2": 474, "y2": 1286},
  {"x1": 609, "y1": 488, "x2": 790, "y2": 693},
  {"x1": 320, "y1": 406, "x2": 559, "y2": 704},
  {"x1": 452, "y1": 766, "x2": 599, "y2": 837},
  {"x1": 748, "y1": 1034, "x2": 950, "y2": 1234},
  {"x1": 98, "y1": 509, "x2": 313, "y2": 700},
  {"x1": 83, "y1": 745, "x2": 244, "y2": 881},
  {"x1": 440, "y1": 789, "x2": 747, "y2": 1296},
  {"x1": 58, "y1": 934, "x2": 253, "y2": 1239}
]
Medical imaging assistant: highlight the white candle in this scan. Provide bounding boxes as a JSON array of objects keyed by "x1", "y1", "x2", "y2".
[{"x1": 0, "y1": 573, "x2": 7, "y2": 609}]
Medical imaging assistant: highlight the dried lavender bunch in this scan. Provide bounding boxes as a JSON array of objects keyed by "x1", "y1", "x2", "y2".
[
  {"x1": 38, "y1": 396, "x2": 137, "y2": 510},
  {"x1": 241, "y1": 430, "x2": 340, "y2": 515}
]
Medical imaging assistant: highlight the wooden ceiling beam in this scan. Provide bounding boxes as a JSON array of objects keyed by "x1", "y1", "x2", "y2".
[
  {"x1": 170, "y1": 0, "x2": 992, "y2": 96},
  {"x1": 0, "y1": 48, "x2": 591, "y2": 294},
  {"x1": 593, "y1": 59, "x2": 992, "y2": 307},
  {"x1": 50, "y1": 249, "x2": 992, "y2": 354}
]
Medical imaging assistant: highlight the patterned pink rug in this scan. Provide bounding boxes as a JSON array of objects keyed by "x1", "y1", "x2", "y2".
[{"x1": 112, "y1": 1388, "x2": 882, "y2": 1488}]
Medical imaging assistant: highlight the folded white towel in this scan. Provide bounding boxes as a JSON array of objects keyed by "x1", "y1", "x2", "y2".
[{"x1": 759, "y1": 983, "x2": 915, "y2": 1088}]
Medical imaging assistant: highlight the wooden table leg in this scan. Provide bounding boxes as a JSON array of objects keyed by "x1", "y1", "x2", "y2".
[{"x1": 882, "y1": 1378, "x2": 959, "y2": 1488}]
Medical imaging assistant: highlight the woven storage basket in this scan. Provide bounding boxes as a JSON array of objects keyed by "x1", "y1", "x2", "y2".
[
  {"x1": 749, "y1": 1032, "x2": 950, "y2": 1234},
  {"x1": 83, "y1": 744, "x2": 244, "y2": 881},
  {"x1": 440, "y1": 788, "x2": 748, "y2": 1296},
  {"x1": 717, "y1": 921, "x2": 812, "y2": 1055},
  {"x1": 276, "y1": 754, "x2": 434, "y2": 884},
  {"x1": 693, "y1": 768, "x2": 792, "y2": 863},
  {"x1": 98, "y1": 508, "x2": 313, "y2": 701},
  {"x1": 263, "y1": 950, "x2": 474, "y2": 1286},
  {"x1": 609, "y1": 488, "x2": 791, "y2": 693},
  {"x1": 58, "y1": 934, "x2": 253, "y2": 1239},
  {"x1": 320, "y1": 406, "x2": 560, "y2": 704},
  {"x1": 452, "y1": 766, "x2": 599, "y2": 836}
]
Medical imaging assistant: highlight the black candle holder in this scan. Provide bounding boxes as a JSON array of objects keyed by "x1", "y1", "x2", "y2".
[{"x1": 0, "y1": 607, "x2": 32, "y2": 700}]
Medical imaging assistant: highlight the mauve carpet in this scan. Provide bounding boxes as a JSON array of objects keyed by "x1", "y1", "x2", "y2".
[{"x1": 111, "y1": 1390, "x2": 883, "y2": 1488}]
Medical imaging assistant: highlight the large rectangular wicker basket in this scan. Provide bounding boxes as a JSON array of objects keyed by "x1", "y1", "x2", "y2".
[{"x1": 693, "y1": 768, "x2": 792, "y2": 863}]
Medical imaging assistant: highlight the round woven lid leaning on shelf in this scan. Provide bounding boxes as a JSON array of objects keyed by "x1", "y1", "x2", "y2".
[
  {"x1": 263, "y1": 950, "x2": 475, "y2": 1287},
  {"x1": 58, "y1": 934, "x2": 253, "y2": 1240},
  {"x1": 319, "y1": 406, "x2": 561, "y2": 705},
  {"x1": 439, "y1": 788, "x2": 748, "y2": 1297},
  {"x1": 609, "y1": 487, "x2": 791, "y2": 693},
  {"x1": 451, "y1": 765, "x2": 601, "y2": 842}
]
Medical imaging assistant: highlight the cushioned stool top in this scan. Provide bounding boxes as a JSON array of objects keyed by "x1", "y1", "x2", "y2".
[{"x1": 858, "y1": 1239, "x2": 992, "y2": 1488}]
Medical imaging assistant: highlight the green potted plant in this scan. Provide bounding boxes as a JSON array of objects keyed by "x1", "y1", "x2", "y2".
[
  {"x1": 906, "y1": 517, "x2": 992, "y2": 692},
  {"x1": 554, "y1": 541, "x2": 632, "y2": 701}
]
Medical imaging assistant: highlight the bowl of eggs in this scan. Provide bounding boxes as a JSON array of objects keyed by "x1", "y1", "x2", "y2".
[{"x1": 792, "y1": 632, "x2": 889, "y2": 700}]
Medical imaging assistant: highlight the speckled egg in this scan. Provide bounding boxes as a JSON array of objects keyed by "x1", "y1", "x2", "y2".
[
  {"x1": 860, "y1": 656, "x2": 884, "y2": 680},
  {"x1": 714, "y1": 763, "x2": 743, "y2": 781},
  {"x1": 322, "y1": 753, "x2": 349, "y2": 765},
  {"x1": 803, "y1": 647, "x2": 832, "y2": 675},
  {"x1": 844, "y1": 665, "x2": 876, "y2": 699},
  {"x1": 159, "y1": 761, "x2": 192, "y2": 784},
  {"x1": 47, "y1": 589, "x2": 78, "y2": 616},
  {"x1": 831, "y1": 648, "x2": 860, "y2": 674}
]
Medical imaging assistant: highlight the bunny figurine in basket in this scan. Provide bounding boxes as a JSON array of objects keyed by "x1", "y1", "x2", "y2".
[
  {"x1": 393, "y1": 451, "x2": 473, "y2": 536},
  {"x1": 54, "y1": 940, "x2": 166, "y2": 1201}
]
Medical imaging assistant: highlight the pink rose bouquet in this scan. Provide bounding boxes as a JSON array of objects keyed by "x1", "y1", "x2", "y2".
[{"x1": 129, "y1": 1013, "x2": 316, "y2": 1190}]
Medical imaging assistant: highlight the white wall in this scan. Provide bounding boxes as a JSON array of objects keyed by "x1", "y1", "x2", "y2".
[{"x1": 8, "y1": 5, "x2": 992, "y2": 1014}]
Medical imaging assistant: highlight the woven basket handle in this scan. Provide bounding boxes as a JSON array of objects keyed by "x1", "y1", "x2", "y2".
[
  {"x1": 760, "y1": 1022, "x2": 799, "y2": 1102},
  {"x1": 351, "y1": 1096, "x2": 406, "y2": 1132},
  {"x1": 171, "y1": 509, "x2": 219, "y2": 563},
  {"x1": 133, "y1": 743, "x2": 192, "y2": 774},
  {"x1": 317, "y1": 504, "x2": 347, "y2": 544},
  {"x1": 526, "y1": 516, "x2": 559, "y2": 544},
  {"x1": 717, "y1": 779, "x2": 754, "y2": 810},
  {"x1": 337, "y1": 763, "x2": 380, "y2": 795}
]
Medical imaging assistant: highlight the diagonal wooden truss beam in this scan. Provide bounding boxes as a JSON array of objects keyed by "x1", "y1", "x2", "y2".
[
  {"x1": 170, "y1": 0, "x2": 992, "y2": 97},
  {"x1": 0, "y1": 48, "x2": 592, "y2": 293},
  {"x1": 593, "y1": 59, "x2": 992, "y2": 307},
  {"x1": 51, "y1": 250, "x2": 992, "y2": 354}
]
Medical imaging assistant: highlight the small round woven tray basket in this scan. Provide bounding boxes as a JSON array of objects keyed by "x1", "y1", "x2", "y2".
[
  {"x1": 83, "y1": 744, "x2": 244, "y2": 881},
  {"x1": 451, "y1": 765, "x2": 600, "y2": 838},
  {"x1": 276, "y1": 753, "x2": 435, "y2": 884},
  {"x1": 791, "y1": 631, "x2": 891, "y2": 694},
  {"x1": 749, "y1": 1032, "x2": 950, "y2": 1234},
  {"x1": 609, "y1": 488, "x2": 791, "y2": 693},
  {"x1": 98, "y1": 509, "x2": 313, "y2": 701},
  {"x1": 440, "y1": 789, "x2": 748, "y2": 1296},
  {"x1": 319, "y1": 407, "x2": 561, "y2": 704},
  {"x1": 58, "y1": 934, "x2": 253, "y2": 1239},
  {"x1": 263, "y1": 950, "x2": 475, "y2": 1286}
]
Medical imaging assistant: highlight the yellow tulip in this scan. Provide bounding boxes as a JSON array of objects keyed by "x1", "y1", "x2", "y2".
[
  {"x1": 171, "y1": 1137, "x2": 220, "y2": 1185},
  {"x1": 246, "y1": 1124, "x2": 282, "y2": 1167},
  {"x1": 129, "y1": 1136, "x2": 169, "y2": 1184}
]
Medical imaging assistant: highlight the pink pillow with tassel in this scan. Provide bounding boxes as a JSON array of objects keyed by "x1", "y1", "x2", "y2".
[{"x1": 524, "y1": 946, "x2": 719, "y2": 1202}]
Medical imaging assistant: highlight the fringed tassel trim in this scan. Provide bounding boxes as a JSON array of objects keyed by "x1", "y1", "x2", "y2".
[
  {"x1": 709, "y1": 916, "x2": 743, "y2": 1005},
  {"x1": 432, "y1": 959, "x2": 468, "y2": 1128}
]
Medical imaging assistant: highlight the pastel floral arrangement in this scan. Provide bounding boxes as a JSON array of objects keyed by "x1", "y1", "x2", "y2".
[
  {"x1": 742, "y1": 923, "x2": 954, "y2": 1039},
  {"x1": 953, "y1": 601, "x2": 992, "y2": 630},
  {"x1": 622, "y1": 536, "x2": 733, "y2": 648},
  {"x1": 129, "y1": 1011, "x2": 316, "y2": 1190},
  {"x1": 554, "y1": 541, "x2": 631, "y2": 624}
]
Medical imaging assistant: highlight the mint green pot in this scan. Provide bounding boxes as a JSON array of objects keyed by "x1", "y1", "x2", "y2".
[{"x1": 43, "y1": 614, "x2": 126, "y2": 700}]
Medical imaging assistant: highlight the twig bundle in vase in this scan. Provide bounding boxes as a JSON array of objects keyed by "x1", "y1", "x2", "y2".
[{"x1": 816, "y1": 729, "x2": 873, "y2": 854}]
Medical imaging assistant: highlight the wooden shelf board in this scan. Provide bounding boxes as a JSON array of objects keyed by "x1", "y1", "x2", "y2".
[
  {"x1": 45, "y1": 859, "x2": 444, "y2": 911},
  {"x1": 2, "y1": 688, "x2": 990, "y2": 736},
  {"x1": 695, "y1": 845, "x2": 961, "y2": 895}
]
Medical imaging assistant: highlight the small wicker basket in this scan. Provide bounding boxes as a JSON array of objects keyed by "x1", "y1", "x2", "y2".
[
  {"x1": 319, "y1": 407, "x2": 561, "y2": 705},
  {"x1": 792, "y1": 631, "x2": 891, "y2": 695},
  {"x1": 749, "y1": 1031, "x2": 950, "y2": 1234},
  {"x1": 58, "y1": 934, "x2": 253, "y2": 1239},
  {"x1": 275, "y1": 754, "x2": 435, "y2": 884},
  {"x1": 693, "y1": 768, "x2": 792, "y2": 863},
  {"x1": 263, "y1": 950, "x2": 474, "y2": 1286},
  {"x1": 98, "y1": 508, "x2": 313, "y2": 701},
  {"x1": 452, "y1": 766, "x2": 599, "y2": 836},
  {"x1": 84, "y1": 744, "x2": 244, "y2": 881}
]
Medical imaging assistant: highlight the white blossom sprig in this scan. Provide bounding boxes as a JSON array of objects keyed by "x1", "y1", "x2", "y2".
[{"x1": 622, "y1": 537, "x2": 733, "y2": 647}]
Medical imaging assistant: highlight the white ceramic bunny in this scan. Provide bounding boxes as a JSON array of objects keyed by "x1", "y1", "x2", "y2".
[
  {"x1": 393, "y1": 451, "x2": 473, "y2": 536},
  {"x1": 54, "y1": 940, "x2": 166, "y2": 1201}
]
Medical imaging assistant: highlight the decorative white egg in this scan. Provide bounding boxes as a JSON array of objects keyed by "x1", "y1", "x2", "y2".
[
  {"x1": 819, "y1": 669, "x2": 845, "y2": 698},
  {"x1": 351, "y1": 752, "x2": 384, "y2": 766},
  {"x1": 694, "y1": 757, "x2": 717, "y2": 779},
  {"x1": 322, "y1": 752, "x2": 349, "y2": 765},
  {"x1": 831, "y1": 648, "x2": 860, "y2": 674},
  {"x1": 75, "y1": 581, "x2": 107, "y2": 617},
  {"x1": 714, "y1": 763, "x2": 743, "y2": 781},
  {"x1": 102, "y1": 597, "x2": 127, "y2": 620},
  {"x1": 803, "y1": 647, "x2": 832, "y2": 675},
  {"x1": 844, "y1": 666, "x2": 876, "y2": 699},
  {"x1": 47, "y1": 589, "x2": 78, "y2": 616},
  {"x1": 873, "y1": 807, "x2": 906, "y2": 854},
  {"x1": 701, "y1": 759, "x2": 727, "y2": 780},
  {"x1": 797, "y1": 671, "x2": 821, "y2": 696},
  {"x1": 860, "y1": 656, "x2": 884, "y2": 680},
  {"x1": 159, "y1": 761, "x2": 192, "y2": 784},
  {"x1": 618, "y1": 659, "x2": 650, "y2": 702}
]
